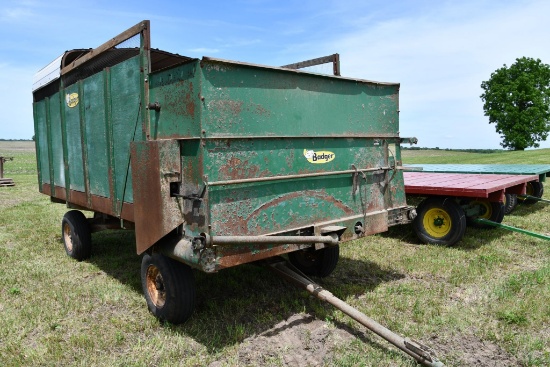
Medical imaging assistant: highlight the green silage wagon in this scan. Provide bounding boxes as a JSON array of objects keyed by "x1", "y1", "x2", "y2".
[{"x1": 32, "y1": 21, "x2": 416, "y2": 323}]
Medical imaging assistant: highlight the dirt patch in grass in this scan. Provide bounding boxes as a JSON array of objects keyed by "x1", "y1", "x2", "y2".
[
  {"x1": 209, "y1": 313, "x2": 354, "y2": 367},
  {"x1": 431, "y1": 333, "x2": 520, "y2": 366}
]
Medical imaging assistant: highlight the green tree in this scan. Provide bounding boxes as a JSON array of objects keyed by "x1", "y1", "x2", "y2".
[{"x1": 480, "y1": 57, "x2": 550, "y2": 150}]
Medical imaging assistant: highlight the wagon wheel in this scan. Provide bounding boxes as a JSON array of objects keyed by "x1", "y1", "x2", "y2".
[
  {"x1": 504, "y1": 193, "x2": 518, "y2": 215},
  {"x1": 464, "y1": 199, "x2": 505, "y2": 228},
  {"x1": 61, "y1": 210, "x2": 92, "y2": 261},
  {"x1": 413, "y1": 197, "x2": 466, "y2": 246},
  {"x1": 141, "y1": 253, "x2": 195, "y2": 324},
  {"x1": 518, "y1": 181, "x2": 544, "y2": 204},
  {"x1": 288, "y1": 245, "x2": 339, "y2": 277}
]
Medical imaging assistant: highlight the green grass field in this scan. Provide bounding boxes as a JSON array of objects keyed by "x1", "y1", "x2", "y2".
[{"x1": 0, "y1": 142, "x2": 548, "y2": 366}]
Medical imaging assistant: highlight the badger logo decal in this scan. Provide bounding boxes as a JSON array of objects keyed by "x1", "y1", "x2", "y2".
[
  {"x1": 303, "y1": 149, "x2": 335, "y2": 164},
  {"x1": 65, "y1": 93, "x2": 79, "y2": 108}
]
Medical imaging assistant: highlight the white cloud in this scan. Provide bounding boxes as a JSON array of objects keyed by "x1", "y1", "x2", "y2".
[
  {"x1": 1, "y1": 7, "x2": 33, "y2": 20},
  {"x1": 327, "y1": 0, "x2": 550, "y2": 148},
  {"x1": 188, "y1": 48, "x2": 220, "y2": 54}
]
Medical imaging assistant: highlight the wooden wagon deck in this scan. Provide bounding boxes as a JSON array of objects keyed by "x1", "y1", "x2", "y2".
[
  {"x1": 405, "y1": 164, "x2": 550, "y2": 183},
  {"x1": 403, "y1": 172, "x2": 538, "y2": 201}
]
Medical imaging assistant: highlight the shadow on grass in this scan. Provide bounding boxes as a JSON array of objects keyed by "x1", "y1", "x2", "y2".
[
  {"x1": 85, "y1": 229, "x2": 405, "y2": 352},
  {"x1": 380, "y1": 212, "x2": 546, "y2": 252},
  {"x1": 181, "y1": 255, "x2": 405, "y2": 352},
  {"x1": 87, "y1": 229, "x2": 142, "y2": 293}
]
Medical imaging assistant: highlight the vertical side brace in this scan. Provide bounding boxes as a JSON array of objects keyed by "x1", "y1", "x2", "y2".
[{"x1": 78, "y1": 80, "x2": 92, "y2": 207}]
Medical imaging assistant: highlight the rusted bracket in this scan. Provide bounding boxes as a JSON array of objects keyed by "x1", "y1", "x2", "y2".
[
  {"x1": 400, "y1": 137, "x2": 418, "y2": 145},
  {"x1": 352, "y1": 164, "x2": 367, "y2": 195},
  {"x1": 146, "y1": 102, "x2": 161, "y2": 111},
  {"x1": 173, "y1": 185, "x2": 206, "y2": 201},
  {"x1": 172, "y1": 185, "x2": 206, "y2": 219},
  {"x1": 281, "y1": 53, "x2": 340, "y2": 76}
]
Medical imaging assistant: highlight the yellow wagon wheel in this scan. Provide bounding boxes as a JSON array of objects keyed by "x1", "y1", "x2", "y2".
[
  {"x1": 422, "y1": 207, "x2": 452, "y2": 238},
  {"x1": 518, "y1": 181, "x2": 544, "y2": 204},
  {"x1": 414, "y1": 197, "x2": 466, "y2": 246},
  {"x1": 464, "y1": 199, "x2": 505, "y2": 228}
]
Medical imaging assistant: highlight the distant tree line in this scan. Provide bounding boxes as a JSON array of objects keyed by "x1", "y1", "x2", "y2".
[
  {"x1": 0, "y1": 139, "x2": 34, "y2": 141},
  {"x1": 401, "y1": 146, "x2": 503, "y2": 154}
]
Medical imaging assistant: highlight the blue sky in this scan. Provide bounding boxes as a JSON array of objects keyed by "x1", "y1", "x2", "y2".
[{"x1": 2, "y1": 0, "x2": 550, "y2": 149}]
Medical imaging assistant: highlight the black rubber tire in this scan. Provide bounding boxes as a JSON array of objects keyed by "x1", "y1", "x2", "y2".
[
  {"x1": 504, "y1": 193, "x2": 517, "y2": 215},
  {"x1": 465, "y1": 200, "x2": 505, "y2": 228},
  {"x1": 141, "y1": 253, "x2": 195, "y2": 324},
  {"x1": 413, "y1": 197, "x2": 466, "y2": 246},
  {"x1": 61, "y1": 210, "x2": 92, "y2": 261},
  {"x1": 519, "y1": 181, "x2": 544, "y2": 204},
  {"x1": 288, "y1": 245, "x2": 339, "y2": 277}
]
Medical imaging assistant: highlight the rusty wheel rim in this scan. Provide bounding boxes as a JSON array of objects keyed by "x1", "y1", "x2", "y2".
[
  {"x1": 63, "y1": 223, "x2": 73, "y2": 252},
  {"x1": 146, "y1": 265, "x2": 166, "y2": 308}
]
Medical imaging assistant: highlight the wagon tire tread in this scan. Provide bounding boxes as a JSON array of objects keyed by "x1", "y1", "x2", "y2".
[
  {"x1": 61, "y1": 210, "x2": 92, "y2": 261},
  {"x1": 141, "y1": 253, "x2": 195, "y2": 324},
  {"x1": 504, "y1": 193, "x2": 518, "y2": 215},
  {"x1": 288, "y1": 245, "x2": 339, "y2": 278},
  {"x1": 520, "y1": 181, "x2": 544, "y2": 204},
  {"x1": 413, "y1": 197, "x2": 466, "y2": 246}
]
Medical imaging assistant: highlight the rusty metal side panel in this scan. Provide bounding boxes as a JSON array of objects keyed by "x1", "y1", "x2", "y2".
[
  {"x1": 131, "y1": 140, "x2": 184, "y2": 254},
  {"x1": 386, "y1": 168, "x2": 408, "y2": 211},
  {"x1": 82, "y1": 71, "x2": 110, "y2": 198},
  {"x1": 48, "y1": 94, "x2": 65, "y2": 190},
  {"x1": 110, "y1": 56, "x2": 142, "y2": 207},
  {"x1": 63, "y1": 83, "x2": 86, "y2": 193},
  {"x1": 204, "y1": 136, "x2": 406, "y2": 237},
  {"x1": 213, "y1": 211, "x2": 389, "y2": 270},
  {"x1": 207, "y1": 177, "x2": 390, "y2": 237},
  {"x1": 179, "y1": 139, "x2": 208, "y2": 237},
  {"x1": 148, "y1": 61, "x2": 202, "y2": 139},
  {"x1": 199, "y1": 59, "x2": 400, "y2": 138},
  {"x1": 205, "y1": 137, "x2": 385, "y2": 180}
]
